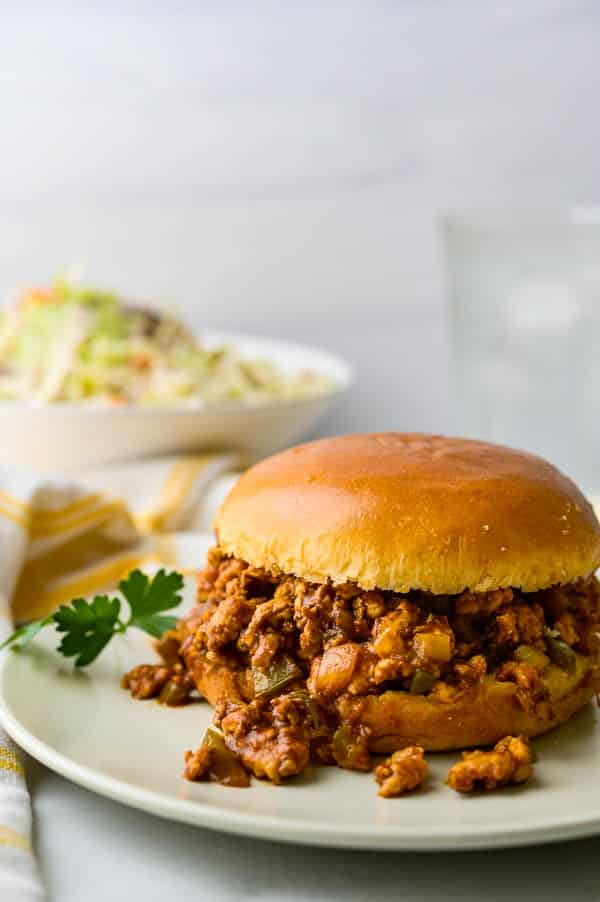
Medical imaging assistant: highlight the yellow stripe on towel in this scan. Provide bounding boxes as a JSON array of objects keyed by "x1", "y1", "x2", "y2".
[
  {"x1": 0, "y1": 826, "x2": 31, "y2": 853},
  {"x1": 0, "y1": 746, "x2": 25, "y2": 778},
  {"x1": 134, "y1": 459, "x2": 188, "y2": 532},
  {"x1": 0, "y1": 489, "x2": 103, "y2": 518},
  {"x1": 30, "y1": 499, "x2": 133, "y2": 540},
  {"x1": 13, "y1": 527, "x2": 142, "y2": 620},
  {"x1": 135, "y1": 455, "x2": 216, "y2": 533},
  {"x1": 13, "y1": 551, "x2": 158, "y2": 622},
  {"x1": 0, "y1": 502, "x2": 29, "y2": 531},
  {"x1": 30, "y1": 493, "x2": 102, "y2": 523},
  {"x1": 0, "y1": 489, "x2": 29, "y2": 513}
]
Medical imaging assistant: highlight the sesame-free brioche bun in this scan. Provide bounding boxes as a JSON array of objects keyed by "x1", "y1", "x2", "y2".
[{"x1": 215, "y1": 433, "x2": 600, "y2": 595}]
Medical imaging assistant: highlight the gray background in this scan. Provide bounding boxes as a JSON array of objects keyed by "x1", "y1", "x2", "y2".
[
  {"x1": 2, "y1": 1, "x2": 600, "y2": 444},
  {"x1": 2, "y1": 2, "x2": 600, "y2": 899}
]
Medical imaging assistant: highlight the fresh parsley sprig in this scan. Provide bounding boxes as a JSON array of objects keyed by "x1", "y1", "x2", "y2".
[{"x1": 0, "y1": 568, "x2": 184, "y2": 667}]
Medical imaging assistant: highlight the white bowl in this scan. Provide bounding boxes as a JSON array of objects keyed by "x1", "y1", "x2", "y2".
[{"x1": 0, "y1": 332, "x2": 353, "y2": 472}]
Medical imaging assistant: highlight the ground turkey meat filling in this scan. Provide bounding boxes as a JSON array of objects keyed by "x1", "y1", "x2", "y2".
[{"x1": 124, "y1": 547, "x2": 600, "y2": 784}]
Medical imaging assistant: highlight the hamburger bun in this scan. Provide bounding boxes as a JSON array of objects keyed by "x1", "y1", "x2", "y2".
[{"x1": 216, "y1": 433, "x2": 600, "y2": 595}]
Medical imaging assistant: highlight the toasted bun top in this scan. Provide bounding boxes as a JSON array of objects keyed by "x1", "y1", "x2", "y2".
[{"x1": 215, "y1": 433, "x2": 600, "y2": 594}]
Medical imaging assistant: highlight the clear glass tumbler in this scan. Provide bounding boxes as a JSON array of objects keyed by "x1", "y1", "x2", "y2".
[{"x1": 444, "y1": 209, "x2": 600, "y2": 493}]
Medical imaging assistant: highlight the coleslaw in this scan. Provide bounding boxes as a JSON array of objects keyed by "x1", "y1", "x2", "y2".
[{"x1": 0, "y1": 279, "x2": 332, "y2": 406}]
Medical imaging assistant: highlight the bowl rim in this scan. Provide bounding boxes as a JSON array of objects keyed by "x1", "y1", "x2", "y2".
[{"x1": 0, "y1": 330, "x2": 354, "y2": 417}]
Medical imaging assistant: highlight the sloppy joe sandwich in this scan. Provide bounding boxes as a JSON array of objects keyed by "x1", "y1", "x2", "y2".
[{"x1": 124, "y1": 433, "x2": 600, "y2": 785}]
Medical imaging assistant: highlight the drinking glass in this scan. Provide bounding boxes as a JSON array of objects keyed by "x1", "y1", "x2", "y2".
[{"x1": 444, "y1": 209, "x2": 600, "y2": 493}]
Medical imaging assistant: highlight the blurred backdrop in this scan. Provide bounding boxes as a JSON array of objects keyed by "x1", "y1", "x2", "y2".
[{"x1": 1, "y1": 2, "x2": 600, "y2": 479}]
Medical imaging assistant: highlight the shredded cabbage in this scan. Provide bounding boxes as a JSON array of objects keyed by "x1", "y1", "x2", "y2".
[{"x1": 0, "y1": 279, "x2": 332, "y2": 406}]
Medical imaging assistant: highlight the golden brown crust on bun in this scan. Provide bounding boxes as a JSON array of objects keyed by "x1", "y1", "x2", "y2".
[
  {"x1": 215, "y1": 433, "x2": 600, "y2": 594},
  {"x1": 344, "y1": 655, "x2": 596, "y2": 753}
]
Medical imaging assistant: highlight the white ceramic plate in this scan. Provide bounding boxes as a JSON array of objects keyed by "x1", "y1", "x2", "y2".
[
  {"x1": 2, "y1": 534, "x2": 600, "y2": 851},
  {"x1": 0, "y1": 332, "x2": 352, "y2": 471}
]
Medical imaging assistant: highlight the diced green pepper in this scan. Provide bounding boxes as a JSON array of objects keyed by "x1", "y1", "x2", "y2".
[
  {"x1": 545, "y1": 634, "x2": 576, "y2": 673},
  {"x1": 158, "y1": 677, "x2": 190, "y2": 706},
  {"x1": 202, "y1": 728, "x2": 250, "y2": 788},
  {"x1": 252, "y1": 655, "x2": 302, "y2": 699},
  {"x1": 331, "y1": 724, "x2": 371, "y2": 771},
  {"x1": 289, "y1": 689, "x2": 324, "y2": 732},
  {"x1": 409, "y1": 669, "x2": 436, "y2": 695}
]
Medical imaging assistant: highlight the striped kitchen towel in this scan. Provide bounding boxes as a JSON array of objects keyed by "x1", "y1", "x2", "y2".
[
  {"x1": 0, "y1": 452, "x2": 240, "y2": 899},
  {"x1": 0, "y1": 724, "x2": 44, "y2": 899},
  {"x1": 0, "y1": 453, "x2": 239, "y2": 623}
]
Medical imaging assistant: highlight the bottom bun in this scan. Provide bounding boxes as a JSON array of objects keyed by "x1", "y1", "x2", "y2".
[
  {"x1": 191, "y1": 649, "x2": 596, "y2": 754},
  {"x1": 344, "y1": 654, "x2": 596, "y2": 753}
]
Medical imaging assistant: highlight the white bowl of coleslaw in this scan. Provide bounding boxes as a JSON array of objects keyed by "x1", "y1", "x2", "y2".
[
  {"x1": 0, "y1": 331, "x2": 352, "y2": 471},
  {"x1": 0, "y1": 282, "x2": 352, "y2": 471}
]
